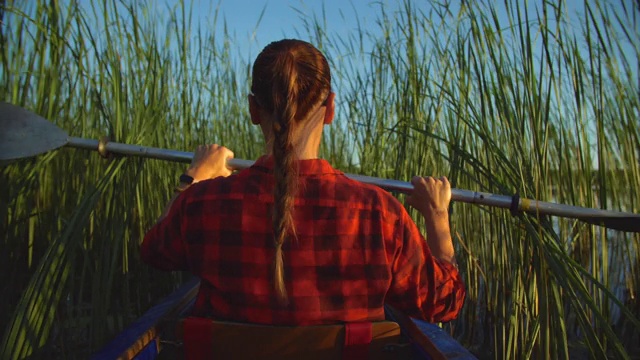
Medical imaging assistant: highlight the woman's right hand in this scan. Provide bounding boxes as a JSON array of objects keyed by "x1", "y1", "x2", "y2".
[
  {"x1": 406, "y1": 176, "x2": 451, "y2": 219},
  {"x1": 406, "y1": 175, "x2": 456, "y2": 264},
  {"x1": 185, "y1": 144, "x2": 234, "y2": 183}
]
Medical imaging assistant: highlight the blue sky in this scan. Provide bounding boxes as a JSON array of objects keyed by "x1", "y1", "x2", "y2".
[
  {"x1": 151, "y1": 1, "x2": 637, "y2": 67},
  {"x1": 185, "y1": 0, "x2": 374, "y2": 39},
  {"x1": 163, "y1": 1, "x2": 594, "y2": 40},
  {"x1": 20, "y1": 0, "x2": 640, "y2": 73},
  {"x1": 155, "y1": 0, "x2": 431, "y2": 59}
]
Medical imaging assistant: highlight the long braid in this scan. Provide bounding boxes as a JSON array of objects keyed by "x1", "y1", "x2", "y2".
[
  {"x1": 270, "y1": 53, "x2": 298, "y2": 303},
  {"x1": 251, "y1": 39, "x2": 331, "y2": 305}
]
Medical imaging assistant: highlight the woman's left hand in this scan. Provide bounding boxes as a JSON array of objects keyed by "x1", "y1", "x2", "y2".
[{"x1": 185, "y1": 144, "x2": 234, "y2": 183}]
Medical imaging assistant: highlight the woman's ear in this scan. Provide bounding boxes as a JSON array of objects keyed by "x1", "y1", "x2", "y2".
[
  {"x1": 249, "y1": 95, "x2": 261, "y2": 125},
  {"x1": 323, "y1": 92, "x2": 336, "y2": 125}
]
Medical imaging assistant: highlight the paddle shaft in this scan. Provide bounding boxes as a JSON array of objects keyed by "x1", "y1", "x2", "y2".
[
  {"x1": 3, "y1": 102, "x2": 636, "y2": 231},
  {"x1": 68, "y1": 136, "x2": 639, "y2": 225}
]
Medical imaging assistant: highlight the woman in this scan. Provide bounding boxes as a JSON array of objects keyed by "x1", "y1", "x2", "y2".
[{"x1": 142, "y1": 39, "x2": 465, "y2": 325}]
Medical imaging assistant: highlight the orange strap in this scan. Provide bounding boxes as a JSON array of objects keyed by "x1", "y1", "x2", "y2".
[
  {"x1": 342, "y1": 322, "x2": 372, "y2": 360},
  {"x1": 183, "y1": 317, "x2": 213, "y2": 360}
]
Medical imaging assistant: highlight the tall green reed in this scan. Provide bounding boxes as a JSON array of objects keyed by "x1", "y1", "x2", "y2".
[{"x1": 0, "y1": 0, "x2": 638, "y2": 359}]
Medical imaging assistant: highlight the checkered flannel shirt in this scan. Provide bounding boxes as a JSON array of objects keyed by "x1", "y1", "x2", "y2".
[{"x1": 142, "y1": 156, "x2": 465, "y2": 325}]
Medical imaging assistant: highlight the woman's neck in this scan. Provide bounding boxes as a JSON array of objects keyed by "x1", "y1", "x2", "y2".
[
  {"x1": 262, "y1": 109, "x2": 325, "y2": 160},
  {"x1": 263, "y1": 134, "x2": 321, "y2": 160}
]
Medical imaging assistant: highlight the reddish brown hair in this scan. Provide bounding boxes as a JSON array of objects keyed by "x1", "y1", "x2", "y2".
[{"x1": 251, "y1": 39, "x2": 331, "y2": 303}]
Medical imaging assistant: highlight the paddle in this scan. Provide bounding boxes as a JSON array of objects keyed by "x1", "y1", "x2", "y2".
[{"x1": 2, "y1": 101, "x2": 639, "y2": 232}]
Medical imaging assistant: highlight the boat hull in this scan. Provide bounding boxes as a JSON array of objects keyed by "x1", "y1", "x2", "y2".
[{"x1": 92, "y1": 278, "x2": 475, "y2": 360}]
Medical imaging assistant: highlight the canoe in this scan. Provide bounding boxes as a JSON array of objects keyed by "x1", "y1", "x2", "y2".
[{"x1": 91, "y1": 278, "x2": 476, "y2": 359}]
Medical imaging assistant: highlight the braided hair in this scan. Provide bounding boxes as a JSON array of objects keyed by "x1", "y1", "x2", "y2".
[{"x1": 250, "y1": 39, "x2": 331, "y2": 303}]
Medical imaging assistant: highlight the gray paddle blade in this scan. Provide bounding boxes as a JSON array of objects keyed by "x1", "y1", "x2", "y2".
[{"x1": 0, "y1": 102, "x2": 69, "y2": 162}]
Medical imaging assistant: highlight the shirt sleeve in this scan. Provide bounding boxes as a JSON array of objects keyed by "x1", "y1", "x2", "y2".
[
  {"x1": 140, "y1": 192, "x2": 189, "y2": 271},
  {"x1": 385, "y1": 209, "x2": 466, "y2": 323}
]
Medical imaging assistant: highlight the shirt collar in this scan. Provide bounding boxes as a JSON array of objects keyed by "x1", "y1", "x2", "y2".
[{"x1": 252, "y1": 155, "x2": 342, "y2": 176}]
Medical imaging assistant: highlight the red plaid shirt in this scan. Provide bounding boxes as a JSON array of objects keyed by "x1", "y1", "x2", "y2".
[{"x1": 142, "y1": 156, "x2": 465, "y2": 325}]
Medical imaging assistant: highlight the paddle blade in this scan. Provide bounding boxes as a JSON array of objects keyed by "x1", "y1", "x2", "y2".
[
  {"x1": 0, "y1": 102, "x2": 69, "y2": 162},
  {"x1": 579, "y1": 215, "x2": 640, "y2": 233}
]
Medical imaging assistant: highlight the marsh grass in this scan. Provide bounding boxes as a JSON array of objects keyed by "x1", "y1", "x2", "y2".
[{"x1": 1, "y1": 0, "x2": 639, "y2": 359}]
